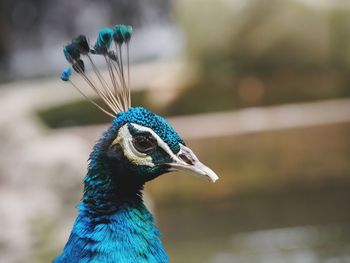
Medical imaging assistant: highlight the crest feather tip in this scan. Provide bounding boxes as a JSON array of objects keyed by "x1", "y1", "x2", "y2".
[
  {"x1": 60, "y1": 23, "x2": 134, "y2": 116},
  {"x1": 61, "y1": 67, "x2": 72, "y2": 81}
]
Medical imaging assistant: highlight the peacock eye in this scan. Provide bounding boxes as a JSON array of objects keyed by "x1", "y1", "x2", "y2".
[{"x1": 132, "y1": 135, "x2": 157, "y2": 154}]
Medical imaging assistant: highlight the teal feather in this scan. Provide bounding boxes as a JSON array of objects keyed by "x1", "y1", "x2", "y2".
[
  {"x1": 61, "y1": 67, "x2": 72, "y2": 81},
  {"x1": 63, "y1": 43, "x2": 80, "y2": 63},
  {"x1": 55, "y1": 22, "x2": 215, "y2": 262},
  {"x1": 54, "y1": 108, "x2": 184, "y2": 263},
  {"x1": 124, "y1": 25, "x2": 133, "y2": 43},
  {"x1": 113, "y1": 24, "x2": 131, "y2": 45},
  {"x1": 72, "y1": 35, "x2": 90, "y2": 55},
  {"x1": 54, "y1": 204, "x2": 168, "y2": 263},
  {"x1": 94, "y1": 28, "x2": 114, "y2": 54}
]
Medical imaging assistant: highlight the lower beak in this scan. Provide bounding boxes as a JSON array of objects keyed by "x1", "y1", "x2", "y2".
[{"x1": 168, "y1": 144, "x2": 219, "y2": 183}]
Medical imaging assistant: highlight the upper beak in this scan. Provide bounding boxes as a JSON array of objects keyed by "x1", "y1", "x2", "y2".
[{"x1": 168, "y1": 144, "x2": 219, "y2": 183}]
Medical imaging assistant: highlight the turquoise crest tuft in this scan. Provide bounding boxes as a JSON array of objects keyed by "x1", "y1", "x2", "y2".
[
  {"x1": 60, "y1": 67, "x2": 72, "y2": 81},
  {"x1": 114, "y1": 24, "x2": 133, "y2": 44},
  {"x1": 94, "y1": 27, "x2": 114, "y2": 54},
  {"x1": 60, "y1": 23, "x2": 134, "y2": 115}
]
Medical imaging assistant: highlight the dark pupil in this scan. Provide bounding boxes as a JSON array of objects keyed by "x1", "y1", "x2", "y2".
[{"x1": 133, "y1": 135, "x2": 156, "y2": 153}]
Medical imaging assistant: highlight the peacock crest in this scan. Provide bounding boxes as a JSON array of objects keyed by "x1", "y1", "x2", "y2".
[{"x1": 60, "y1": 24, "x2": 133, "y2": 117}]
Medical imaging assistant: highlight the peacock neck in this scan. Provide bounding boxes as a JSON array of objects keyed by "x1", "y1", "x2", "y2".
[
  {"x1": 55, "y1": 118, "x2": 169, "y2": 262},
  {"x1": 65, "y1": 162, "x2": 169, "y2": 262},
  {"x1": 80, "y1": 122, "x2": 146, "y2": 215},
  {"x1": 80, "y1": 157, "x2": 145, "y2": 215},
  {"x1": 68, "y1": 167, "x2": 169, "y2": 262}
]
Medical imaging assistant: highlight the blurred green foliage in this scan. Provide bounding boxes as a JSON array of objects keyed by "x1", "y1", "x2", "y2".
[{"x1": 171, "y1": 0, "x2": 350, "y2": 113}]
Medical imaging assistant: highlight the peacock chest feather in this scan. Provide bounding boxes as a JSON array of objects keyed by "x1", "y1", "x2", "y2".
[{"x1": 56, "y1": 203, "x2": 167, "y2": 263}]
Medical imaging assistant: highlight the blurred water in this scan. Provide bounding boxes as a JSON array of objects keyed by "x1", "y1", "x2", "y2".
[
  {"x1": 212, "y1": 225, "x2": 350, "y2": 263},
  {"x1": 160, "y1": 181, "x2": 350, "y2": 263}
]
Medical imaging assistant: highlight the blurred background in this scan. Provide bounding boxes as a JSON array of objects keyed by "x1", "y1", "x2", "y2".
[{"x1": 0, "y1": 0, "x2": 350, "y2": 262}]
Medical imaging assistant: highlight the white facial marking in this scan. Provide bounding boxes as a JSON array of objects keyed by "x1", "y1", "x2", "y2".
[
  {"x1": 131, "y1": 123, "x2": 180, "y2": 160},
  {"x1": 131, "y1": 123, "x2": 191, "y2": 168},
  {"x1": 112, "y1": 124, "x2": 154, "y2": 167},
  {"x1": 111, "y1": 123, "x2": 219, "y2": 182},
  {"x1": 111, "y1": 123, "x2": 182, "y2": 167}
]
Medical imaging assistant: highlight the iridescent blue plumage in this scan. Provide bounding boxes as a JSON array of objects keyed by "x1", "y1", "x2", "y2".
[
  {"x1": 61, "y1": 67, "x2": 72, "y2": 81},
  {"x1": 94, "y1": 28, "x2": 114, "y2": 54},
  {"x1": 55, "y1": 24, "x2": 218, "y2": 263},
  {"x1": 54, "y1": 108, "x2": 186, "y2": 263},
  {"x1": 114, "y1": 24, "x2": 133, "y2": 44},
  {"x1": 55, "y1": 204, "x2": 168, "y2": 263}
]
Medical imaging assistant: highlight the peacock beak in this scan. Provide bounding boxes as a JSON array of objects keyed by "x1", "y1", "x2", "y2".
[{"x1": 168, "y1": 144, "x2": 219, "y2": 183}]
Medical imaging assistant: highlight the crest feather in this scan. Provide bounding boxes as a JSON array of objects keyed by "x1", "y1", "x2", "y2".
[{"x1": 60, "y1": 24, "x2": 133, "y2": 116}]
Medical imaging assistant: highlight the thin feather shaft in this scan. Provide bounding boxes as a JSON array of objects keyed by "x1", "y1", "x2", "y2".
[
  {"x1": 74, "y1": 63, "x2": 120, "y2": 113},
  {"x1": 87, "y1": 55, "x2": 122, "y2": 111},
  {"x1": 68, "y1": 80, "x2": 115, "y2": 117}
]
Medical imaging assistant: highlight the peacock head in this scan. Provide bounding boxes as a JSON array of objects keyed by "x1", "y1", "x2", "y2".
[
  {"x1": 60, "y1": 25, "x2": 218, "y2": 189},
  {"x1": 103, "y1": 107, "x2": 218, "y2": 184}
]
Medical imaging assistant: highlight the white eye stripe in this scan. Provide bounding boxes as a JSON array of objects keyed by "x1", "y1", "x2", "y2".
[
  {"x1": 111, "y1": 123, "x2": 181, "y2": 167},
  {"x1": 130, "y1": 123, "x2": 180, "y2": 162},
  {"x1": 112, "y1": 124, "x2": 154, "y2": 167}
]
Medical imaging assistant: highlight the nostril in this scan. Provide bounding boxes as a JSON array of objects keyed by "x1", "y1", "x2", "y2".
[{"x1": 178, "y1": 153, "x2": 193, "y2": 165}]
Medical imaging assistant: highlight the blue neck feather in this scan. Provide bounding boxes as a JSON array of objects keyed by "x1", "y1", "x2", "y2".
[
  {"x1": 54, "y1": 109, "x2": 171, "y2": 263},
  {"x1": 54, "y1": 203, "x2": 168, "y2": 263}
]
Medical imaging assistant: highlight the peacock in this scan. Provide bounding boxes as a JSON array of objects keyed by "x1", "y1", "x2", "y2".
[{"x1": 54, "y1": 24, "x2": 218, "y2": 263}]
